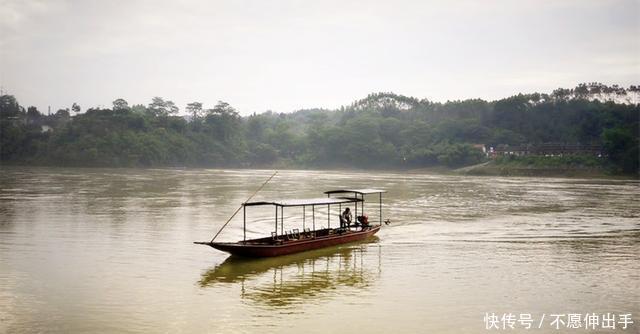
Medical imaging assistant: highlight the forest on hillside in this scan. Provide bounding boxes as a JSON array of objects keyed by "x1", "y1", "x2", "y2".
[{"x1": 1, "y1": 83, "x2": 638, "y2": 175}]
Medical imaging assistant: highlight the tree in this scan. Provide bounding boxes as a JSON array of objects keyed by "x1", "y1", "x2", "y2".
[
  {"x1": 55, "y1": 108, "x2": 70, "y2": 118},
  {"x1": 0, "y1": 95, "x2": 21, "y2": 118},
  {"x1": 26, "y1": 106, "x2": 41, "y2": 124},
  {"x1": 148, "y1": 97, "x2": 179, "y2": 117},
  {"x1": 165, "y1": 100, "x2": 179, "y2": 115},
  {"x1": 186, "y1": 102, "x2": 203, "y2": 121},
  {"x1": 207, "y1": 101, "x2": 237, "y2": 117},
  {"x1": 603, "y1": 127, "x2": 639, "y2": 174},
  {"x1": 71, "y1": 103, "x2": 81, "y2": 114},
  {"x1": 130, "y1": 104, "x2": 147, "y2": 114},
  {"x1": 246, "y1": 115, "x2": 266, "y2": 141},
  {"x1": 248, "y1": 142, "x2": 278, "y2": 165},
  {"x1": 112, "y1": 98, "x2": 130, "y2": 111},
  {"x1": 205, "y1": 101, "x2": 241, "y2": 142}
]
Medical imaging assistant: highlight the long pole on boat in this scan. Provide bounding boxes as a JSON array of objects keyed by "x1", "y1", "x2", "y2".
[{"x1": 209, "y1": 171, "x2": 278, "y2": 243}]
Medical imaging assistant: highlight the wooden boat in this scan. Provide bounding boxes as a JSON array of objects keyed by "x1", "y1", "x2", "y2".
[{"x1": 195, "y1": 189, "x2": 386, "y2": 257}]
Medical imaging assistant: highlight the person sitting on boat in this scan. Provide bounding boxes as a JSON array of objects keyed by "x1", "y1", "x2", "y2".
[
  {"x1": 340, "y1": 207, "x2": 352, "y2": 228},
  {"x1": 357, "y1": 215, "x2": 369, "y2": 229}
]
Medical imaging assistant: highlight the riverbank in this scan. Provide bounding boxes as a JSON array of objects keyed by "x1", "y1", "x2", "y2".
[
  {"x1": 454, "y1": 155, "x2": 638, "y2": 179},
  {"x1": 3, "y1": 161, "x2": 638, "y2": 179},
  {"x1": 455, "y1": 162, "x2": 608, "y2": 177}
]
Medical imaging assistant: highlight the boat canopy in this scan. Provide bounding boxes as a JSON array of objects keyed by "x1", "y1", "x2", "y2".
[
  {"x1": 244, "y1": 197, "x2": 361, "y2": 207},
  {"x1": 324, "y1": 189, "x2": 386, "y2": 195}
]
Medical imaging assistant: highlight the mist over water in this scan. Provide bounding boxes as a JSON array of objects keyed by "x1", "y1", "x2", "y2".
[{"x1": 1, "y1": 167, "x2": 638, "y2": 333}]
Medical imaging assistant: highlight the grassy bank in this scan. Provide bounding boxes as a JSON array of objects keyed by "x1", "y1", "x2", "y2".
[{"x1": 455, "y1": 155, "x2": 637, "y2": 178}]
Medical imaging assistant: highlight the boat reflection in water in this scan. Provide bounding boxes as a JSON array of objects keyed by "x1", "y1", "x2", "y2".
[{"x1": 199, "y1": 238, "x2": 381, "y2": 308}]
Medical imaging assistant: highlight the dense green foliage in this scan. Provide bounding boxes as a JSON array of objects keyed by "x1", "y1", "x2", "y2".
[{"x1": 1, "y1": 84, "x2": 638, "y2": 175}]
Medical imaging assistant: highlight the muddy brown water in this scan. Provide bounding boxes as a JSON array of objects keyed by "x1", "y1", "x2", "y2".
[{"x1": 1, "y1": 167, "x2": 638, "y2": 333}]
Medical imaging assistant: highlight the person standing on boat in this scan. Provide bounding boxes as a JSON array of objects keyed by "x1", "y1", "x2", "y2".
[{"x1": 340, "y1": 207, "x2": 353, "y2": 228}]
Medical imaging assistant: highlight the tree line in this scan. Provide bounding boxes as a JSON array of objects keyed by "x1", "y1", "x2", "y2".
[{"x1": 1, "y1": 83, "x2": 638, "y2": 174}]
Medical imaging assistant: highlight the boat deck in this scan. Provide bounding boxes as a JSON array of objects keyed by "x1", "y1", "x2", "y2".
[
  {"x1": 199, "y1": 225, "x2": 380, "y2": 257},
  {"x1": 242, "y1": 227, "x2": 365, "y2": 245}
]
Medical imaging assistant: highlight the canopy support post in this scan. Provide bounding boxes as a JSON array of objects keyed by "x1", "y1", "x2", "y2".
[
  {"x1": 281, "y1": 206, "x2": 284, "y2": 236},
  {"x1": 327, "y1": 204, "x2": 330, "y2": 229},
  {"x1": 362, "y1": 194, "x2": 365, "y2": 215},
  {"x1": 303, "y1": 206, "x2": 305, "y2": 230},
  {"x1": 379, "y1": 192, "x2": 382, "y2": 226},
  {"x1": 243, "y1": 205, "x2": 246, "y2": 242},
  {"x1": 312, "y1": 205, "x2": 315, "y2": 232},
  {"x1": 354, "y1": 192, "x2": 358, "y2": 218},
  {"x1": 275, "y1": 206, "x2": 278, "y2": 239}
]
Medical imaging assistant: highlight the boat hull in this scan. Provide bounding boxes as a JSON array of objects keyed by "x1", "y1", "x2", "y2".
[{"x1": 204, "y1": 226, "x2": 380, "y2": 257}]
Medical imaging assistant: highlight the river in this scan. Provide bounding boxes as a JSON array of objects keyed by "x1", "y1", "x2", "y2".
[{"x1": 0, "y1": 167, "x2": 638, "y2": 333}]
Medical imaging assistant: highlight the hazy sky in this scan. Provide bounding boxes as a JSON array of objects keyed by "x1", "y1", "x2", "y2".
[{"x1": 1, "y1": 0, "x2": 638, "y2": 115}]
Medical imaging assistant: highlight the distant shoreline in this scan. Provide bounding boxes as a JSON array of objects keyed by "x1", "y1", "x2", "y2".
[
  {"x1": 2, "y1": 162, "x2": 638, "y2": 180},
  {"x1": 452, "y1": 161, "x2": 638, "y2": 179}
]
